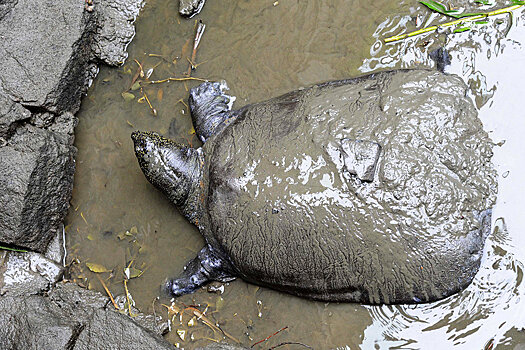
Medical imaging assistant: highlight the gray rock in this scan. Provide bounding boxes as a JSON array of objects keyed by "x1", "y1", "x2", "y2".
[
  {"x1": 0, "y1": 0, "x2": 95, "y2": 114},
  {"x1": 0, "y1": 124, "x2": 76, "y2": 252},
  {"x1": 179, "y1": 0, "x2": 206, "y2": 17},
  {"x1": 91, "y1": 0, "x2": 144, "y2": 66},
  {"x1": 0, "y1": 90, "x2": 31, "y2": 140},
  {"x1": 0, "y1": 0, "x2": 161, "y2": 347},
  {"x1": 44, "y1": 225, "x2": 66, "y2": 265},
  {"x1": 0, "y1": 251, "x2": 64, "y2": 296},
  {"x1": 0, "y1": 283, "x2": 175, "y2": 350},
  {"x1": 0, "y1": 0, "x2": 143, "y2": 256},
  {"x1": 0, "y1": 0, "x2": 17, "y2": 21}
]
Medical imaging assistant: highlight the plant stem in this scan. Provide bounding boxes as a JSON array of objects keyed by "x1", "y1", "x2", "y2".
[{"x1": 385, "y1": 4, "x2": 523, "y2": 43}]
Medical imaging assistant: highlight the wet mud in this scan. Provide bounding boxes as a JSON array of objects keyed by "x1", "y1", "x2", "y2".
[{"x1": 66, "y1": 0, "x2": 525, "y2": 348}]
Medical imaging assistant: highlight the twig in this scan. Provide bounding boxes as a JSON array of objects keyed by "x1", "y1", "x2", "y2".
[
  {"x1": 187, "y1": 20, "x2": 206, "y2": 76},
  {"x1": 140, "y1": 88, "x2": 157, "y2": 116},
  {"x1": 143, "y1": 77, "x2": 207, "y2": 84},
  {"x1": 251, "y1": 327, "x2": 288, "y2": 348},
  {"x1": 124, "y1": 279, "x2": 133, "y2": 316},
  {"x1": 134, "y1": 59, "x2": 145, "y2": 77},
  {"x1": 385, "y1": 4, "x2": 523, "y2": 42},
  {"x1": 129, "y1": 59, "x2": 144, "y2": 90},
  {"x1": 176, "y1": 98, "x2": 189, "y2": 109},
  {"x1": 181, "y1": 305, "x2": 239, "y2": 343},
  {"x1": 96, "y1": 274, "x2": 119, "y2": 310},
  {"x1": 268, "y1": 342, "x2": 313, "y2": 350},
  {"x1": 80, "y1": 212, "x2": 88, "y2": 225}
]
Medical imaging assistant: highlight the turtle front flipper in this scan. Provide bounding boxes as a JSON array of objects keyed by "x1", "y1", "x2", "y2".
[
  {"x1": 166, "y1": 245, "x2": 236, "y2": 297},
  {"x1": 189, "y1": 81, "x2": 237, "y2": 142}
]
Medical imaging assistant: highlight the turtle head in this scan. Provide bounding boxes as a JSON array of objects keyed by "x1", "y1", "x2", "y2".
[{"x1": 131, "y1": 131, "x2": 203, "y2": 223}]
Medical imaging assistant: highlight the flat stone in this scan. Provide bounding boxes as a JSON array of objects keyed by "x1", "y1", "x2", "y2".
[
  {"x1": 44, "y1": 227, "x2": 66, "y2": 265},
  {"x1": 0, "y1": 251, "x2": 64, "y2": 296},
  {"x1": 0, "y1": 90, "x2": 31, "y2": 141}
]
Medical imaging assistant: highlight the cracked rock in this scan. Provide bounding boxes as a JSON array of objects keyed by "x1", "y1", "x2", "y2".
[
  {"x1": 0, "y1": 123, "x2": 76, "y2": 252},
  {"x1": 0, "y1": 283, "x2": 176, "y2": 350},
  {"x1": 0, "y1": 0, "x2": 95, "y2": 114},
  {"x1": 91, "y1": 0, "x2": 144, "y2": 66}
]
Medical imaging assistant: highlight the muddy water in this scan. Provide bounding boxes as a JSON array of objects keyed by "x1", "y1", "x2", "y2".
[{"x1": 66, "y1": 0, "x2": 525, "y2": 348}]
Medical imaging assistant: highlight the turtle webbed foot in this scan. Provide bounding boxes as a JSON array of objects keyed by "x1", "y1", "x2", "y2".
[
  {"x1": 189, "y1": 81, "x2": 237, "y2": 142},
  {"x1": 164, "y1": 245, "x2": 236, "y2": 297}
]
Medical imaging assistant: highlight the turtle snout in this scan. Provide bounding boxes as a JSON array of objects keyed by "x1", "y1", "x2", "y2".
[
  {"x1": 131, "y1": 130, "x2": 145, "y2": 147},
  {"x1": 131, "y1": 131, "x2": 153, "y2": 156}
]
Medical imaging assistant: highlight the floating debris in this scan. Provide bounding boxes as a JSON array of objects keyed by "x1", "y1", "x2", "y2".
[
  {"x1": 96, "y1": 274, "x2": 119, "y2": 310},
  {"x1": 121, "y1": 91, "x2": 135, "y2": 101},
  {"x1": 86, "y1": 262, "x2": 111, "y2": 273},
  {"x1": 385, "y1": 3, "x2": 524, "y2": 42},
  {"x1": 177, "y1": 329, "x2": 186, "y2": 341},
  {"x1": 251, "y1": 326, "x2": 288, "y2": 348},
  {"x1": 186, "y1": 20, "x2": 206, "y2": 77}
]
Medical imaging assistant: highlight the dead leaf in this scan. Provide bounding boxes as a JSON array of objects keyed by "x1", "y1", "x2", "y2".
[
  {"x1": 121, "y1": 92, "x2": 135, "y2": 101},
  {"x1": 86, "y1": 262, "x2": 110, "y2": 273}
]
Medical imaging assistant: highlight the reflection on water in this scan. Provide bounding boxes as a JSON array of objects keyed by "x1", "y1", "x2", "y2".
[{"x1": 66, "y1": 0, "x2": 525, "y2": 348}]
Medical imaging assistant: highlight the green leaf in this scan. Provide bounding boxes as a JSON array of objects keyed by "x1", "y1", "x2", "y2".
[
  {"x1": 475, "y1": 20, "x2": 489, "y2": 24},
  {"x1": 0, "y1": 245, "x2": 27, "y2": 253},
  {"x1": 130, "y1": 81, "x2": 142, "y2": 91},
  {"x1": 420, "y1": 1, "x2": 484, "y2": 18},
  {"x1": 420, "y1": 1, "x2": 448, "y2": 14},
  {"x1": 454, "y1": 26, "x2": 471, "y2": 33},
  {"x1": 128, "y1": 267, "x2": 144, "y2": 279}
]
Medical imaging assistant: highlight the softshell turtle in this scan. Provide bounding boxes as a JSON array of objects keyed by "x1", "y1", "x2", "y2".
[{"x1": 132, "y1": 69, "x2": 497, "y2": 304}]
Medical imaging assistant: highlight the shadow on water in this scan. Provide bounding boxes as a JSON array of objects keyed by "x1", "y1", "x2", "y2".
[{"x1": 66, "y1": 0, "x2": 525, "y2": 348}]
